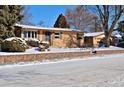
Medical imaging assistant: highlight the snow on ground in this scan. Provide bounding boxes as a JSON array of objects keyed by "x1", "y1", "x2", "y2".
[
  {"x1": 0, "y1": 54, "x2": 124, "y2": 86},
  {"x1": 0, "y1": 53, "x2": 124, "y2": 69},
  {"x1": 49, "y1": 46, "x2": 124, "y2": 52},
  {"x1": 0, "y1": 46, "x2": 124, "y2": 55},
  {"x1": 0, "y1": 47, "x2": 41, "y2": 56},
  {"x1": 95, "y1": 46, "x2": 124, "y2": 51}
]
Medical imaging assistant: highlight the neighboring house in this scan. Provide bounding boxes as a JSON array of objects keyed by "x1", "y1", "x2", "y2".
[
  {"x1": 111, "y1": 31, "x2": 123, "y2": 46},
  {"x1": 15, "y1": 24, "x2": 84, "y2": 48},
  {"x1": 84, "y1": 32, "x2": 105, "y2": 47},
  {"x1": 112, "y1": 31, "x2": 122, "y2": 40}
]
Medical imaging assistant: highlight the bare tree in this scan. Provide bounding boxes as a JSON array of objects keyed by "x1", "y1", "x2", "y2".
[
  {"x1": 19, "y1": 6, "x2": 35, "y2": 26},
  {"x1": 37, "y1": 20, "x2": 45, "y2": 27},
  {"x1": 66, "y1": 6, "x2": 98, "y2": 32},
  {"x1": 96, "y1": 6, "x2": 124, "y2": 46},
  {"x1": 86, "y1": 5, "x2": 124, "y2": 47}
]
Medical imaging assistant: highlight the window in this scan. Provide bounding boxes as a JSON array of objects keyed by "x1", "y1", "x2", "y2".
[
  {"x1": 28, "y1": 31, "x2": 31, "y2": 38},
  {"x1": 23, "y1": 31, "x2": 27, "y2": 38},
  {"x1": 35, "y1": 32, "x2": 37, "y2": 38},
  {"x1": 23, "y1": 31, "x2": 38, "y2": 38},
  {"x1": 77, "y1": 33, "x2": 83, "y2": 39},
  {"x1": 45, "y1": 32, "x2": 51, "y2": 41},
  {"x1": 54, "y1": 32, "x2": 61, "y2": 39},
  {"x1": 84, "y1": 37, "x2": 91, "y2": 43},
  {"x1": 32, "y1": 31, "x2": 34, "y2": 38}
]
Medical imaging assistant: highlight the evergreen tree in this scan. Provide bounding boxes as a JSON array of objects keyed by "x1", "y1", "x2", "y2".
[
  {"x1": 54, "y1": 14, "x2": 70, "y2": 28},
  {"x1": 0, "y1": 5, "x2": 23, "y2": 39}
]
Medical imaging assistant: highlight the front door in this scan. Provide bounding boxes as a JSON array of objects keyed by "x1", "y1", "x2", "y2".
[{"x1": 45, "y1": 32, "x2": 51, "y2": 44}]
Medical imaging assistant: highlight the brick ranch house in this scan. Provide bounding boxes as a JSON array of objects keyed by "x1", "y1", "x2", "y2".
[{"x1": 14, "y1": 24, "x2": 84, "y2": 48}]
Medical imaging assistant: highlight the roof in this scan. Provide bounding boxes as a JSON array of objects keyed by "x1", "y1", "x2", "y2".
[
  {"x1": 15, "y1": 24, "x2": 81, "y2": 32},
  {"x1": 84, "y1": 32, "x2": 104, "y2": 37},
  {"x1": 115, "y1": 34, "x2": 122, "y2": 38}
]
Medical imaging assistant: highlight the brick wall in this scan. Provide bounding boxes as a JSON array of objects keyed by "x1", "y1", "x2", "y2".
[{"x1": 0, "y1": 50, "x2": 124, "y2": 64}]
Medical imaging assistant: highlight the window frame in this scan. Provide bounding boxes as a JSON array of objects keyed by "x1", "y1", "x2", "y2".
[
  {"x1": 54, "y1": 32, "x2": 61, "y2": 39},
  {"x1": 23, "y1": 31, "x2": 28, "y2": 38},
  {"x1": 28, "y1": 31, "x2": 31, "y2": 38}
]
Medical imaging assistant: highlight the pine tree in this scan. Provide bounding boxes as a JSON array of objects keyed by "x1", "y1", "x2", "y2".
[
  {"x1": 0, "y1": 5, "x2": 23, "y2": 39},
  {"x1": 54, "y1": 14, "x2": 70, "y2": 28}
]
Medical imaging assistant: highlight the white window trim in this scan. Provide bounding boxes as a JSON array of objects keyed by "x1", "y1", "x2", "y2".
[
  {"x1": 54, "y1": 32, "x2": 61, "y2": 39},
  {"x1": 22, "y1": 31, "x2": 38, "y2": 39}
]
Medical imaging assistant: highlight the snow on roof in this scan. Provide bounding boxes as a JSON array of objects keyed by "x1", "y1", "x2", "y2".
[
  {"x1": 84, "y1": 32, "x2": 104, "y2": 37},
  {"x1": 112, "y1": 31, "x2": 122, "y2": 39},
  {"x1": 115, "y1": 34, "x2": 122, "y2": 38},
  {"x1": 15, "y1": 24, "x2": 81, "y2": 32}
]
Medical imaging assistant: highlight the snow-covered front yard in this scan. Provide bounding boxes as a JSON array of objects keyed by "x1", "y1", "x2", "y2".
[
  {"x1": 0, "y1": 46, "x2": 124, "y2": 55},
  {"x1": 0, "y1": 54, "x2": 124, "y2": 86}
]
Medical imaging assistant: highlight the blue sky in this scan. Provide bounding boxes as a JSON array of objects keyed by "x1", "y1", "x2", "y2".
[{"x1": 26, "y1": 5, "x2": 75, "y2": 27}]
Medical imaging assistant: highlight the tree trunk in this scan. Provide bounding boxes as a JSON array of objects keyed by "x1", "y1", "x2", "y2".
[
  {"x1": 104, "y1": 29, "x2": 110, "y2": 47},
  {"x1": 105, "y1": 36, "x2": 110, "y2": 47}
]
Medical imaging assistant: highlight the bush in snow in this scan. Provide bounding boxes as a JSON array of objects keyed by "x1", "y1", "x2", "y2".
[
  {"x1": 39, "y1": 41, "x2": 50, "y2": 51},
  {"x1": 25, "y1": 38, "x2": 40, "y2": 47},
  {"x1": 1, "y1": 37, "x2": 28, "y2": 52},
  {"x1": 41, "y1": 41, "x2": 49, "y2": 48},
  {"x1": 39, "y1": 45, "x2": 46, "y2": 51}
]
